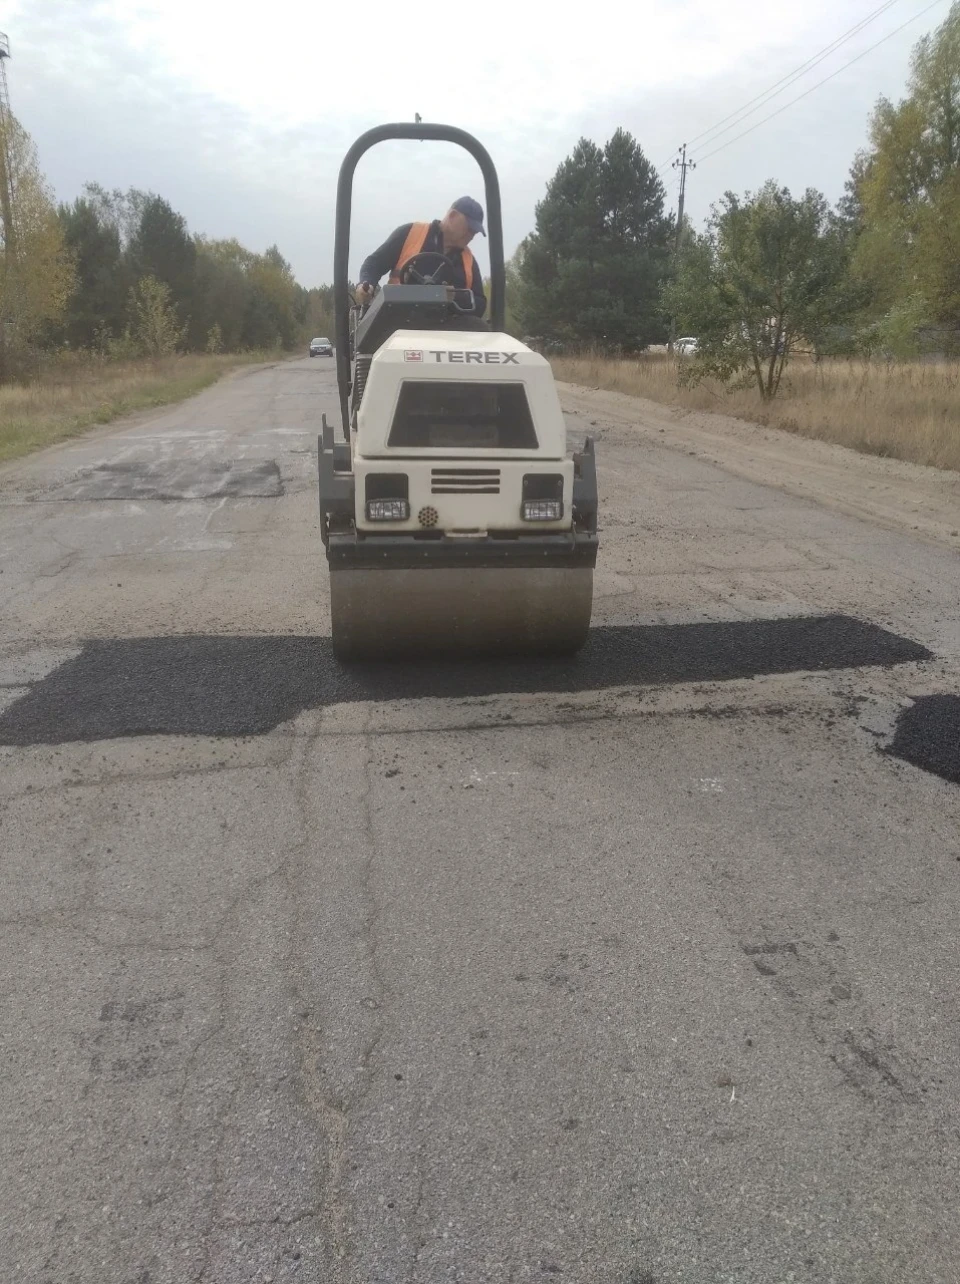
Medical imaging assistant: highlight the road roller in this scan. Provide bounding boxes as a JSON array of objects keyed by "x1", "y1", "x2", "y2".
[{"x1": 318, "y1": 123, "x2": 599, "y2": 661}]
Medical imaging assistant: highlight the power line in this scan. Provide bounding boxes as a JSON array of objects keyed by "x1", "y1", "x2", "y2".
[
  {"x1": 654, "y1": 0, "x2": 899, "y2": 173},
  {"x1": 687, "y1": 0, "x2": 902, "y2": 153},
  {"x1": 698, "y1": 0, "x2": 948, "y2": 164}
]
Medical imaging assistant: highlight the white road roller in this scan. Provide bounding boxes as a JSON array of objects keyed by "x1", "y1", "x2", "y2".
[{"x1": 318, "y1": 123, "x2": 599, "y2": 660}]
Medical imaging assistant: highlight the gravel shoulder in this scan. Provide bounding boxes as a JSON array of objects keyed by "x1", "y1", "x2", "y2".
[{"x1": 559, "y1": 380, "x2": 960, "y2": 550}]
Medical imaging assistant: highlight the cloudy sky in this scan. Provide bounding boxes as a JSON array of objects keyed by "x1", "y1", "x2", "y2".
[{"x1": 1, "y1": 0, "x2": 949, "y2": 286}]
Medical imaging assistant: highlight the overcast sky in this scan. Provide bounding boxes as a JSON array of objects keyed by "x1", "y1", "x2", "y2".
[{"x1": 1, "y1": 0, "x2": 948, "y2": 286}]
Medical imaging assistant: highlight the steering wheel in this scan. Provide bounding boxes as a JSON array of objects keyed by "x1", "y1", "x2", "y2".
[{"x1": 398, "y1": 252, "x2": 459, "y2": 285}]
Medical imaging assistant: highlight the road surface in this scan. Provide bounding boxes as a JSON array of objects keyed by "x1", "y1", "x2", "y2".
[{"x1": 2, "y1": 357, "x2": 959, "y2": 1284}]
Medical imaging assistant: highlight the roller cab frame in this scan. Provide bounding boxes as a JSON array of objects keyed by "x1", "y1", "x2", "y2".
[{"x1": 318, "y1": 122, "x2": 599, "y2": 661}]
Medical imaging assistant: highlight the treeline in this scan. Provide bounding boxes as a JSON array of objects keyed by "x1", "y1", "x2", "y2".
[
  {"x1": 512, "y1": 2, "x2": 960, "y2": 393},
  {"x1": 0, "y1": 111, "x2": 334, "y2": 382},
  {"x1": 59, "y1": 185, "x2": 302, "y2": 354},
  {"x1": 56, "y1": 187, "x2": 338, "y2": 361}
]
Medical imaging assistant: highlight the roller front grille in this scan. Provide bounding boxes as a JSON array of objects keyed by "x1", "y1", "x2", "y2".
[{"x1": 430, "y1": 468, "x2": 501, "y2": 495}]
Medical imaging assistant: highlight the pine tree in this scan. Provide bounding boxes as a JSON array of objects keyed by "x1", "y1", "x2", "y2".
[
  {"x1": 57, "y1": 197, "x2": 128, "y2": 347},
  {"x1": 127, "y1": 195, "x2": 197, "y2": 326},
  {"x1": 518, "y1": 129, "x2": 672, "y2": 350}
]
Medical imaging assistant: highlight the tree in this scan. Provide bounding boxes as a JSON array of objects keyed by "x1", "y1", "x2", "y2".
[
  {"x1": 188, "y1": 238, "x2": 302, "y2": 352},
  {"x1": 517, "y1": 129, "x2": 672, "y2": 350},
  {"x1": 57, "y1": 197, "x2": 128, "y2": 347},
  {"x1": 0, "y1": 112, "x2": 74, "y2": 379},
  {"x1": 481, "y1": 245, "x2": 526, "y2": 339},
  {"x1": 663, "y1": 182, "x2": 855, "y2": 399},
  {"x1": 243, "y1": 245, "x2": 299, "y2": 350},
  {"x1": 301, "y1": 283, "x2": 336, "y2": 344},
  {"x1": 835, "y1": 150, "x2": 872, "y2": 247},
  {"x1": 129, "y1": 274, "x2": 186, "y2": 358},
  {"x1": 81, "y1": 184, "x2": 150, "y2": 249},
  {"x1": 851, "y1": 1, "x2": 960, "y2": 335},
  {"x1": 128, "y1": 195, "x2": 197, "y2": 325},
  {"x1": 188, "y1": 237, "x2": 251, "y2": 351},
  {"x1": 914, "y1": 168, "x2": 960, "y2": 328},
  {"x1": 503, "y1": 245, "x2": 525, "y2": 337}
]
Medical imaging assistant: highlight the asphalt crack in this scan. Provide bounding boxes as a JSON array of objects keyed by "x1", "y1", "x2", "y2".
[{"x1": 0, "y1": 751, "x2": 293, "y2": 806}]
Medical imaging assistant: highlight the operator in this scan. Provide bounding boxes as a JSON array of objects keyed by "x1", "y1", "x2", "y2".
[{"x1": 354, "y1": 197, "x2": 488, "y2": 325}]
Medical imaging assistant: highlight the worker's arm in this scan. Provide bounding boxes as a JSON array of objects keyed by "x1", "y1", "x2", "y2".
[
  {"x1": 358, "y1": 224, "x2": 412, "y2": 286},
  {"x1": 470, "y1": 258, "x2": 487, "y2": 318}
]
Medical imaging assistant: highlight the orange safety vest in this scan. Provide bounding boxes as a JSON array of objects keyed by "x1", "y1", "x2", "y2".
[{"x1": 388, "y1": 221, "x2": 475, "y2": 288}]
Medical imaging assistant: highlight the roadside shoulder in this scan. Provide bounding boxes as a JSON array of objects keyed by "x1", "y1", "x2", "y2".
[{"x1": 559, "y1": 381, "x2": 960, "y2": 551}]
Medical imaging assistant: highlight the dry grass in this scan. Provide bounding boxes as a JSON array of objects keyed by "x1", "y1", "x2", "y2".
[
  {"x1": 0, "y1": 351, "x2": 283, "y2": 465},
  {"x1": 552, "y1": 352, "x2": 960, "y2": 473}
]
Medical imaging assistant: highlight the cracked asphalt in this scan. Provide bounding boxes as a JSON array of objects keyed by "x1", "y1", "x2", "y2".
[{"x1": 2, "y1": 357, "x2": 960, "y2": 1284}]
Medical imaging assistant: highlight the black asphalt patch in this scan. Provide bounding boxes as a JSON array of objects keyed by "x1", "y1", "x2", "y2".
[
  {"x1": 0, "y1": 615, "x2": 930, "y2": 745},
  {"x1": 41, "y1": 459, "x2": 283, "y2": 502},
  {"x1": 886, "y1": 695, "x2": 960, "y2": 786}
]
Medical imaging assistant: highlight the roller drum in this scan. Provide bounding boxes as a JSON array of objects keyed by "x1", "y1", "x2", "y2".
[{"x1": 330, "y1": 566, "x2": 593, "y2": 661}]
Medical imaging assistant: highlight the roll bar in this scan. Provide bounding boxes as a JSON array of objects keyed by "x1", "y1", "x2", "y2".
[{"x1": 333, "y1": 122, "x2": 506, "y2": 437}]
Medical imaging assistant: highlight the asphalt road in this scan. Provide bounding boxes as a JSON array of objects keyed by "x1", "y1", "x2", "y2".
[{"x1": 2, "y1": 357, "x2": 959, "y2": 1284}]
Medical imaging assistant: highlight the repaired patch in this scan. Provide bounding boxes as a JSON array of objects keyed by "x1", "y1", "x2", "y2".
[
  {"x1": 0, "y1": 614, "x2": 931, "y2": 745},
  {"x1": 885, "y1": 694, "x2": 960, "y2": 786},
  {"x1": 40, "y1": 459, "x2": 282, "y2": 502}
]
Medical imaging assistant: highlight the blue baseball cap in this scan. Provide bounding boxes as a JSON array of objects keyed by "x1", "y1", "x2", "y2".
[{"x1": 452, "y1": 195, "x2": 486, "y2": 236}]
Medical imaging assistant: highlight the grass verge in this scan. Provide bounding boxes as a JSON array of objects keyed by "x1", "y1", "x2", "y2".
[
  {"x1": 0, "y1": 351, "x2": 284, "y2": 465},
  {"x1": 552, "y1": 353, "x2": 960, "y2": 473}
]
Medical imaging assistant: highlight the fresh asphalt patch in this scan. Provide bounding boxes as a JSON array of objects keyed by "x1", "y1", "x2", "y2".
[
  {"x1": 886, "y1": 694, "x2": 960, "y2": 786},
  {"x1": 0, "y1": 614, "x2": 931, "y2": 746}
]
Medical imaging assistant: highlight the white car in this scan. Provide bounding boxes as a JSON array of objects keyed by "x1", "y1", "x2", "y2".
[{"x1": 676, "y1": 336, "x2": 698, "y2": 356}]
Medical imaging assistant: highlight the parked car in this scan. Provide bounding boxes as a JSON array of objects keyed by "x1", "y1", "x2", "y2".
[
  {"x1": 310, "y1": 337, "x2": 333, "y2": 357},
  {"x1": 676, "y1": 336, "x2": 698, "y2": 356}
]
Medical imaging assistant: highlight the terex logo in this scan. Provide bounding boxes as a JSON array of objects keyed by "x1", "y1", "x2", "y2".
[{"x1": 428, "y1": 350, "x2": 520, "y2": 364}]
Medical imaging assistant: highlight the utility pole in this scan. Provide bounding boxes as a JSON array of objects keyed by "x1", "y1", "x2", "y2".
[
  {"x1": 672, "y1": 143, "x2": 695, "y2": 254},
  {"x1": 668, "y1": 143, "x2": 695, "y2": 351}
]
